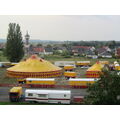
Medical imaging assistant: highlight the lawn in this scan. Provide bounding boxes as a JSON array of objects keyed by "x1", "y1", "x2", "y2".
[
  {"x1": 0, "y1": 68, "x2": 17, "y2": 84},
  {"x1": 44, "y1": 55, "x2": 117, "y2": 64}
]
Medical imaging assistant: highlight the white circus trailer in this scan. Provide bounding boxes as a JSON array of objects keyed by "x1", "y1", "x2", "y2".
[
  {"x1": 25, "y1": 89, "x2": 71, "y2": 104},
  {"x1": 54, "y1": 61, "x2": 75, "y2": 67},
  {"x1": 0, "y1": 62, "x2": 11, "y2": 67}
]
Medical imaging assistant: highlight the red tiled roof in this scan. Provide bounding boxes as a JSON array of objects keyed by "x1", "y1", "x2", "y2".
[
  {"x1": 117, "y1": 48, "x2": 120, "y2": 56},
  {"x1": 33, "y1": 47, "x2": 44, "y2": 52},
  {"x1": 102, "y1": 46, "x2": 108, "y2": 49},
  {"x1": 73, "y1": 46, "x2": 91, "y2": 49}
]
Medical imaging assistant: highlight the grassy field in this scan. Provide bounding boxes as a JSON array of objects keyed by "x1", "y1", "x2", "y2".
[
  {"x1": 44, "y1": 55, "x2": 117, "y2": 64},
  {"x1": 0, "y1": 68, "x2": 17, "y2": 84}
]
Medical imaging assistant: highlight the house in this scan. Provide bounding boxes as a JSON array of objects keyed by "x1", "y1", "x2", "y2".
[
  {"x1": 72, "y1": 46, "x2": 95, "y2": 56},
  {"x1": 44, "y1": 47, "x2": 53, "y2": 55},
  {"x1": 116, "y1": 48, "x2": 120, "y2": 57},
  {"x1": 0, "y1": 43, "x2": 5, "y2": 49},
  {"x1": 98, "y1": 51, "x2": 112, "y2": 58},
  {"x1": 53, "y1": 46, "x2": 67, "y2": 52},
  {"x1": 97, "y1": 46, "x2": 111, "y2": 55},
  {"x1": 29, "y1": 46, "x2": 45, "y2": 55},
  {"x1": 97, "y1": 46, "x2": 112, "y2": 58},
  {"x1": 86, "y1": 51, "x2": 98, "y2": 59}
]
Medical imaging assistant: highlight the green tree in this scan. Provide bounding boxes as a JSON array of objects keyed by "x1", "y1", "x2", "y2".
[
  {"x1": 5, "y1": 23, "x2": 24, "y2": 62},
  {"x1": 84, "y1": 71, "x2": 120, "y2": 105},
  {"x1": 108, "y1": 40, "x2": 116, "y2": 49},
  {"x1": 36, "y1": 43, "x2": 42, "y2": 47}
]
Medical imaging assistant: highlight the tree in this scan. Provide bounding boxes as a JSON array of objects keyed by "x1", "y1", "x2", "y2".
[
  {"x1": 84, "y1": 71, "x2": 120, "y2": 105},
  {"x1": 46, "y1": 44, "x2": 52, "y2": 48},
  {"x1": 36, "y1": 43, "x2": 42, "y2": 47},
  {"x1": 5, "y1": 23, "x2": 24, "y2": 62},
  {"x1": 108, "y1": 40, "x2": 116, "y2": 49}
]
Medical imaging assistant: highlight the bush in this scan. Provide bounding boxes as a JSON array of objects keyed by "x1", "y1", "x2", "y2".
[{"x1": 64, "y1": 55, "x2": 71, "y2": 58}]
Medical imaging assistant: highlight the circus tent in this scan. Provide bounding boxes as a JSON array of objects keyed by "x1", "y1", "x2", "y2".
[
  {"x1": 7, "y1": 55, "x2": 62, "y2": 78},
  {"x1": 86, "y1": 62, "x2": 104, "y2": 78}
]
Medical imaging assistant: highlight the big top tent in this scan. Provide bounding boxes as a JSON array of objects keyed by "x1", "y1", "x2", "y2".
[{"x1": 7, "y1": 55, "x2": 62, "y2": 78}]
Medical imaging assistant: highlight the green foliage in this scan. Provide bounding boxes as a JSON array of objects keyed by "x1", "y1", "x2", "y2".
[
  {"x1": 108, "y1": 40, "x2": 116, "y2": 49},
  {"x1": 63, "y1": 55, "x2": 71, "y2": 58},
  {"x1": 53, "y1": 50, "x2": 62, "y2": 55},
  {"x1": 84, "y1": 72, "x2": 120, "y2": 105},
  {"x1": 36, "y1": 43, "x2": 42, "y2": 47},
  {"x1": 5, "y1": 23, "x2": 24, "y2": 62},
  {"x1": 61, "y1": 50, "x2": 70, "y2": 56}
]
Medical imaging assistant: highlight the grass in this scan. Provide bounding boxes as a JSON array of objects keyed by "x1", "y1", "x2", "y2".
[
  {"x1": 0, "y1": 51, "x2": 8, "y2": 62},
  {"x1": 0, "y1": 68, "x2": 17, "y2": 84},
  {"x1": 44, "y1": 55, "x2": 117, "y2": 64}
]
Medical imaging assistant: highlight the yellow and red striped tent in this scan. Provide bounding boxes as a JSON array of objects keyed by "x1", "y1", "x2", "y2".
[
  {"x1": 86, "y1": 61, "x2": 104, "y2": 78},
  {"x1": 7, "y1": 55, "x2": 62, "y2": 78}
]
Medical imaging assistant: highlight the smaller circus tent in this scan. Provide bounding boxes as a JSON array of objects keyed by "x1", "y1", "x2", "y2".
[
  {"x1": 7, "y1": 55, "x2": 62, "y2": 78},
  {"x1": 86, "y1": 62, "x2": 104, "y2": 78}
]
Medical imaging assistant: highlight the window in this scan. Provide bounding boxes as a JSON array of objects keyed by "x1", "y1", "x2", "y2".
[
  {"x1": 64, "y1": 94, "x2": 66, "y2": 97},
  {"x1": 28, "y1": 93, "x2": 33, "y2": 96},
  {"x1": 38, "y1": 94, "x2": 47, "y2": 97}
]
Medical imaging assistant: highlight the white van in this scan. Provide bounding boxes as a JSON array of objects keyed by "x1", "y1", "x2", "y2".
[{"x1": 25, "y1": 89, "x2": 71, "y2": 104}]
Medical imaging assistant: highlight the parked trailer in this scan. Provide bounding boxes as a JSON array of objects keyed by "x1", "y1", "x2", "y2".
[
  {"x1": 76, "y1": 61, "x2": 90, "y2": 67},
  {"x1": 64, "y1": 72, "x2": 77, "y2": 78},
  {"x1": 68, "y1": 78, "x2": 98, "y2": 88},
  {"x1": 73, "y1": 96, "x2": 84, "y2": 104},
  {"x1": 9, "y1": 87, "x2": 23, "y2": 102},
  {"x1": 25, "y1": 78, "x2": 55, "y2": 88},
  {"x1": 64, "y1": 65, "x2": 75, "y2": 71},
  {"x1": 54, "y1": 61, "x2": 75, "y2": 67},
  {"x1": 0, "y1": 62, "x2": 11, "y2": 67},
  {"x1": 25, "y1": 89, "x2": 71, "y2": 104}
]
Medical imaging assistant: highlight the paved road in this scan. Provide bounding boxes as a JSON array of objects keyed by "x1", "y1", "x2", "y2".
[{"x1": 0, "y1": 87, "x2": 88, "y2": 102}]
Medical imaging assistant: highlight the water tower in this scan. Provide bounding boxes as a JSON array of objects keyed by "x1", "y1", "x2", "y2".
[{"x1": 25, "y1": 31, "x2": 30, "y2": 55}]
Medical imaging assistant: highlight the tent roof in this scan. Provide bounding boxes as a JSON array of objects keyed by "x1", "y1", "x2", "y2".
[
  {"x1": 87, "y1": 62, "x2": 103, "y2": 72},
  {"x1": 7, "y1": 55, "x2": 62, "y2": 72}
]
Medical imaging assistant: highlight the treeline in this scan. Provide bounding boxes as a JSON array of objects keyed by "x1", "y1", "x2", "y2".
[{"x1": 68, "y1": 40, "x2": 120, "y2": 49}]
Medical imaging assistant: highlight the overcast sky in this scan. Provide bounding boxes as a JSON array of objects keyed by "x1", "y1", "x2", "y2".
[{"x1": 0, "y1": 15, "x2": 120, "y2": 41}]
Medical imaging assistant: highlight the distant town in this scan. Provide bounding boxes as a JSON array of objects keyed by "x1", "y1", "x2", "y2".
[{"x1": 0, "y1": 38, "x2": 120, "y2": 60}]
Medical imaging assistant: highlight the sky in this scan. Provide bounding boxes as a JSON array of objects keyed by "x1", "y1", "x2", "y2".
[{"x1": 0, "y1": 15, "x2": 120, "y2": 41}]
